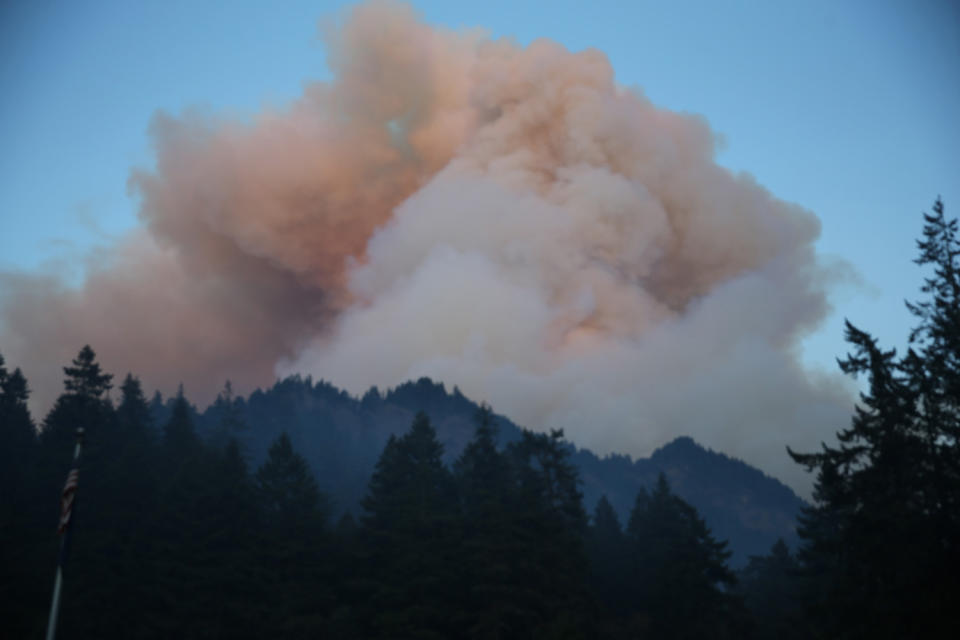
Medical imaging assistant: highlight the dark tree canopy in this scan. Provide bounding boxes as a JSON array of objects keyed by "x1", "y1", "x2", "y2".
[
  {"x1": 737, "y1": 539, "x2": 806, "y2": 640},
  {"x1": 32, "y1": 206, "x2": 960, "y2": 640},
  {"x1": 625, "y1": 473, "x2": 738, "y2": 638},
  {"x1": 63, "y1": 345, "x2": 113, "y2": 399},
  {"x1": 789, "y1": 198, "x2": 960, "y2": 637},
  {"x1": 163, "y1": 385, "x2": 199, "y2": 459},
  {"x1": 588, "y1": 495, "x2": 630, "y2": 619},
  {"x1": 257, "y1": 431, "x2": 328, "y2": 531},
  {"x1": 358, "y1": 412, "x2": 459, "y2": 638},
  {"x1": 117, "y1": 374, "x2": 152, "y2": 433},
  {"x1": 42, "y1": 346, "x2": 113, "y2": 454},
  {"x1": 0, "y1": 354, "x2": 34, "y2": 453},
  {"x1": 2, "y1": 348, "x2": 771, "y2": 638}
]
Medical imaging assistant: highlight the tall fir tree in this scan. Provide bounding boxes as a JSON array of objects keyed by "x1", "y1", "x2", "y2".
[
  {"x1": 209, "y1": 380, "x2": 247, "y2": 450},
  {"x1": 256, "y1": 431, "x2": 328, "y2": 532},
  {"x1": 587, "y1": 495, "x2": 630, "y2": 620},
  {"x1": 0, "y1": 354, "x2": 37, "y2": 509},
  {"x1": 625, "y1": 473, "x2": 738, "y2": 639},
  {"x1": 505, "y1": 428, "x2": 592, "y2": 637},
  {"x1": 0, "y1": 355, "x2": 45, "y2": 638},
  {"x1": 116, "y1": 374, "x2": 153, "y2": 436},
  {"x1": 255, "y1": 432, "x2": 334, "y2": 637},
  {"x1": 162, "y1": 385, "x2": 199, "y2": 465},
  {"x1": 454, "y1": 405, "x2": 530, "y2": 639},
  {"x1": 737, "y1": 539, "x2": 807, "y2": 640},
  {"x1": 360, "y1": 412, "x2": 460, "y2": 638},
  {"x1": 789, "y1": 198, "x2": 960, "y2": 636},
  {"x1": 91, "y1": 373, "x2": 161, "y2": 636},
  {"x1": 34, "y1": 347, "x2": 126, "y2": 638},
  {"x1": 41, "y1": 345, "x2": 113, "y2": 455}
]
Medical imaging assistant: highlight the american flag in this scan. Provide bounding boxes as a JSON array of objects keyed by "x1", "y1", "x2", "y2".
[{"x1": 57, "y1": 468, "x2": 79, "y2": 535}]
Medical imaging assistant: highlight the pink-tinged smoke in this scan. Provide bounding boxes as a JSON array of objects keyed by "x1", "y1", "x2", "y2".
[{"x1": 0, "y1": 1, "x2": 852, "y2": 492}]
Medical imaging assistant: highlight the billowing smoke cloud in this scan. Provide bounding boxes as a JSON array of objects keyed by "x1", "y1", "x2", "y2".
[{"x1": 0, "y1": 1, "x2": 852, "y2": 492}]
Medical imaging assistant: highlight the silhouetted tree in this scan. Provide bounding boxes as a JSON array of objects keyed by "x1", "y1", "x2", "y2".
[
  {"x1": 454, "y1": 405, "x2": 527, "y2": 638},
  {"x1": 0, "y1": 354, "x2": 37, "y2": 503},
  {"x1": 209, "y1": 380, "x2": 247, "y2": 450},
  {"x1": 737, "y1": 539, "x2": 806, "y2": 640},
  {"x1": 162, "y1": 385, "x2": 199, "y2": 464},
  {"x1": 256, "y1": 432, "x2": 328, "y2": 533},
  {"x1": 505, "y1": 428, "x2": 592, "y2": 636},
  {"x1": 41, "y1": 345, "x2": 113, "y2": 454},
  {"x1": 78, "y1": 373, "x2": 160, "y2": 635},
  {"x1": 789, "y1": 198, "x2": 960, "y2": 636},
  {"x1": 625, "y1": 473, "x2": 738, "y2": 638},
  {"x1": 0, "y1": 355, "x2": 44, "y2": 638},
  {"x1": 587, "y1": 495, "x2": 630, "y2": 619},
  {"x1": 360, "y1": 412, "x2": 459, "y2": 638}
]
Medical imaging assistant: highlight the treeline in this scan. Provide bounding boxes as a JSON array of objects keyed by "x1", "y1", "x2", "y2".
[
  {"x1": 3, "y1": 198, "x2": 959, "y2": 638},
  {"x1": 1, "y1": 349, "x2": 751, "y2": 638}
]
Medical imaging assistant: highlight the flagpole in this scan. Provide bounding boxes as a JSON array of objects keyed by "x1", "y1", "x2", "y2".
[{"x1": 45, "y1": 427, "x2": 84, "y2": 640}]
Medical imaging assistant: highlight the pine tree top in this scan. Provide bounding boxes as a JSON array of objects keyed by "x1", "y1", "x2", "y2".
[{"x1": 63, "y1": 345, "x2": 113, "y2": 399}]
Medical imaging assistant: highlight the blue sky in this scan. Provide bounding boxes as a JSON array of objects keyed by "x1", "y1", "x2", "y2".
[{"x1": 2, "y1": 0, "x2": 958, "y2": 374}]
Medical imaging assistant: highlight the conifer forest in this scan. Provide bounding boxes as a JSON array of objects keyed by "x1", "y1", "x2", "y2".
[{"x1": 2, "y1": 202, "x2": 959, "y2": 638}]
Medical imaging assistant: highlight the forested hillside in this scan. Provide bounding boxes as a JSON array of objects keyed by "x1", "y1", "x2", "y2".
[
  {"x1": 3, "y1": 198, "x2": 958, "y2": 639},
  {"x1": 172, "y1": 375, "x2": 804, "y2": 563},
  {"x1": 2, "y1": 353, "x2": 758, "y2": 638}
]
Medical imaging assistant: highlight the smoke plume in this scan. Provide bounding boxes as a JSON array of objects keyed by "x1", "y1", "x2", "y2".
[{"x1": 0, "y1": 1, "x2": 852, "y2": 491}]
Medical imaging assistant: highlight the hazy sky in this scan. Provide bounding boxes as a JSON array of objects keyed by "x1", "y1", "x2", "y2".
[{"x1": 1, "y1": 1, "x2": 958, "y2": 488}]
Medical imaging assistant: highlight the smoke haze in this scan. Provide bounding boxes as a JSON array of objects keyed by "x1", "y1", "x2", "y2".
[{"x1": 0, "y1": 1, "x2": 853, "y2": 492}]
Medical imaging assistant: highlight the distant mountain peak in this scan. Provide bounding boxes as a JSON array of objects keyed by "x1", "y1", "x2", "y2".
[
  {"x1": 653, "y1": 435, "x2": 700, "y2": 454},
  {"x1": 186, "y1": 375, "x2": 805, "y2": 564}
]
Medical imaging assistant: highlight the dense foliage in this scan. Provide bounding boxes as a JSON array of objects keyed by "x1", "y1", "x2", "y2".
[
  {"x1": 786, "y1": 198, "x2": 960, "y2": 637},
  {"x1": 1, "y1": 348, "x2": 746, "y2": 638},
  {"x1": 3, "y1": 199, "x2": 956, "y2": 638},
  {"x1": 158, "y1": 375, "x2": 803, "y2": 563}
]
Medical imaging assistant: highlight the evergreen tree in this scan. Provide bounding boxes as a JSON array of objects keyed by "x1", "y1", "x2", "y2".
[
  {"x1": 587, "y1": 495, "x2": 630, "y2": 619},
  {"x1": 362, "y1": 413, "x2": 455, "y2": 533},
  {"x1": 255, "y1": 432, "x2": 334, "y2": 637},
  {"x1": 788, "y1": 198, "x2": 960, "y2": 636},
  {"x1": 256, "y1": 431, "x2": 328, "y2": 532},
  {"x1": 454, "y1": 405, "x2": 529, "y2": 638},
  {"x1": 148, "y1": 390, "x2": 169, "y2": 430},
  {"x1": 117, "y1": 373, "x2": 153, "y2": 436},
  {"x1": 625, "y1": 473, "x2": 737, "y2": 638},
  {"x1": 0, "y1": 355, "x2": 37, "y2": 500},
  {"x1": 203, "y1": 439, "x2": 271, "y2": 640},
  {"x1": 63, "y1": 345, "x2": 113, "y2": 397},
  {"x1": 162, "y1": 385, "x2": 199, "y2": 464},
  {"x1": 209, "y1": 380, "x2": 247, "y2": 450},
  {"x1": 41, "y1": 345, "x2": 113, "y2": 454},
  {"x1": 0, "y1": 355, "x2": 44, "y2": 638},
  {"x1": 360, "y1": 412, "x2": 459, "y2": 638},
  {"x1": 32, "y1": 347, "x2": 128, "y2": 638},
  {"x1": 505, "y1": 428, "x2": 592, "y2": 637},
  {"x1": 147, "y1": 386, "x2": 222, "y2": 638},
  {"x1": 903, "y1": 197, "x2": 960, "y2": 547},
  {"x1": 65, "y1": 373, "x2": 161, "y2": 638},
  {"x1": 737, "y1": 539, "x2": 806, "y2": 640},
  {"x1": 455, "y1": 405, "x2": 512, "y2": 517}
]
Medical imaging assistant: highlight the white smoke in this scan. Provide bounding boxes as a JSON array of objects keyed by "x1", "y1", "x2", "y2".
[{"x1": 1, "y1": 1, "x2": 854, "y2": 493}]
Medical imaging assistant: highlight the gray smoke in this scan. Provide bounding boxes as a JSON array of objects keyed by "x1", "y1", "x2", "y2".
[{"x1": 0, "y1": 1, "x2": 853, "y2": 493}]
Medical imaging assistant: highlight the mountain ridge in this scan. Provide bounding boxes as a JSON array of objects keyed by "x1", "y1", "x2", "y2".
[{"x1": 158, "y1": 375, "x2": 805, "y2": 564}]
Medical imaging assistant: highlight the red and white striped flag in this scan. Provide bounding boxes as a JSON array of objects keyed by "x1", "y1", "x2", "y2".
[{"x1": 57, "y1": 468, "x2": 79, "y2": 535}]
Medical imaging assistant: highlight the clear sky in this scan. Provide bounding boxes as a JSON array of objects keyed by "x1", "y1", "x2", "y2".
[{"x1": 2, "y1": 0, "x2": 958, "y2": 375}]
